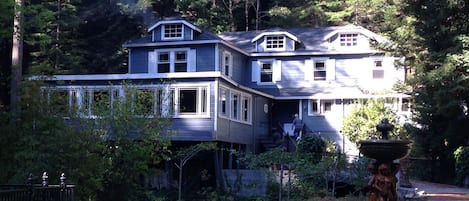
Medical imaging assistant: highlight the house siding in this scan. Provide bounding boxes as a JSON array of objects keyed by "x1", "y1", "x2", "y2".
[{"x1": 129, "y1": 48, "x2": 150, "y2": 73}]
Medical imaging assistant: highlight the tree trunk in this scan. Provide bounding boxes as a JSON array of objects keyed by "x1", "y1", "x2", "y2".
[{"x1": 10, "y1": 0, "x2": 23, "y2": 117}]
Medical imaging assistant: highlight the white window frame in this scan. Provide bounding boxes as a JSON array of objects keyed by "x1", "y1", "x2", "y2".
[
  {"x1": 218, "y1": 85, "x2": 252, "y2": 124},
  {"x1": 372, "y1": 59, "x2": 384, "y2": 79},
  {"x1": 171, "y1": 86, "x2": 209, "y2": 118},
  {"x1": 339, "y1": 33, "x2": 358, "y2": 47},
  {"x1": 252, "y1": 59, "x2": 281, "y2": 84},
  {"x1": 313, "y1": 60, "x2": 327, "y2": 81},
  {"x1": 219, "y1": 87, "x2": 230, "y2": 117},
  {"x1": 265, "y1": 35, "x2": 285, "y2": 51},
  {"x1": 162, "y1": 24, "x2": 183, "y2": 40},
  {"x1": 155, "y1": 48, "x2": 190, "y2": 73},
  {"x1": 308, "y1": 99, "x2": 334, "y2": 116},
  {"x1": 222, "y1": 51, "x2": 233, "y2": 77},
  {"x1": 260, "y1": 61, "x2": 273, "y2": 83}
]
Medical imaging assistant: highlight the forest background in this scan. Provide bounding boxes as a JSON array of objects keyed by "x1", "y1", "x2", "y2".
[{"x1": 0, "y1": 0, "x2": 468, "y2": 195}]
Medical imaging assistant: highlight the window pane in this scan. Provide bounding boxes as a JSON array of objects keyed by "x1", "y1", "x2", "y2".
[
  {"x1": 220, "y1": 88, "x2": 228, "y2": 116},
  {"x1": 314, "y1": 71, "x2": 326, "y2": 80},
  {"x1": 158, "y1": 64, "x2": 170, "y2": 73},
  {"x1": 164, "y1": 24, "x2": 183, "y2": 38},
  {"x1": 175, "y1": 51, "x2": 186, "y2": 61},
  {"x1": 260, "y1": 63, "x2": 273, "y2": 82},
  {"x1": 224, "y1": 54, "x2": 231, "y2": 76},
  {"x1": 310, "y1": 100, "x2": 318, "y2": 113},
  {"x1": 158, "y1": 52, "x2": 170, "y2": 73},
  {"x1": 232, "y1": 94, "x2": 239, "y2": 119},
  {"x1": 92, "y1": 90, "x2": 111, "y2": 115},
  {"x1": 201, "y1": 88, "x2": 207, "y2": 113},
  {"x1": 175, "y1": 63, "x2": 187, "y2": 72},
  {"x1": 266, "y1": 36, "x2": 284, "y2": 49},
  {"x1": 179, "y1": 89, "x2": 197, "y2": 113},
  {"x1": 135, "y1": 89, "x2": 154, "y2": 115},
  {"x1": 340, "y1": 33, "x2": 358, "y2": 46},
  {"x1": 242, "y1": 96, "x2": 250, "y2": 121},
  {"x1": 159, "y1": 52, "x2": 169, "y2": 62},
  {"x1": 50, "y1": 90, "x2": 69, "y2": 115}
]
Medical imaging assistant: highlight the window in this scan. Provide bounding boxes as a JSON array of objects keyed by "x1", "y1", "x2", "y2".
[
  {"x1": 179, "y1": 89, "x2": 197, "y2": 114},
  {"x1": 231, "y1": 93, "x2": 239, "y2": 119},
  {"x1": 156, "y1": 50, "x2": 188, "y2": 73},
  {"x1": 163, "y1": 24, "x2": 183, "y2": 39},
  {"x1": 134, "y1": 89, "x2": 155, "y2": 116},
  {"x1": 314, "y1": 61, "x2": 326, "y2": 81},
  {"x1": 241, "y1": 96, "x2": 251, "y2": 122},
  {"x1": 372, "y1": 59, "x2": 384, "y2": 79},
  {"x1": 266, "y1": 35, "x2": 285, "y2": 50},
  {"x1": 260, "y1": 62, "x2": 273, "y2": 83},
  {"x1": 401, "y1": 98, "x2": 411, "y2": 112},
  {"x1": 172, "y1": 87, "x2": 208, "y2": 116},
  {"x1": 175, "y1": 51, "x2": 187, "y2": 72},
  {"x1": 158, "y1": 52, "x2": 170, "y2": 73},
  {"x1": 222, "y1": 52, "x2": 233, "y2": 77},
  {"x1": 48, "y1": 90, "x2": 70, "y2": 115},
  {"x1": 219, "y1": 86, "x2": 252, "y2": 123},
  {"x1": 308, "y1": 99, "x2": 334, "y2": 115},
  {"x1": 219, "y1": 87, "x2": 229, "y2": 117},
  {"x1": 309, "y1": 100, "x2": 319, "y2": 114},
  {"x1": 339, "y1": 33, "x2": 358, "y2": 47}
]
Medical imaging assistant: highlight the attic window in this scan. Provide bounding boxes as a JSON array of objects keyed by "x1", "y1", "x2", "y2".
[
  {"x1": 339, "y1": 33, "x2": 358, "y2": 47},
  {"x1": 163, "y1": 24, "x2": 183, "y2": 40},
  {"x1": 266, "y1": 35, "x2": 285, "y2": 50}
]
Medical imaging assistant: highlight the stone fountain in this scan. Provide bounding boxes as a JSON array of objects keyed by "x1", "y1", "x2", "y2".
[{"x1": 358, "y1": 118, "x2": 412, "y2": 201}]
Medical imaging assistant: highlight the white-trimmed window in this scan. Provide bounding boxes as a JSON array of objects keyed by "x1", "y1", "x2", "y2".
[
  {"x1": 219, "y1": 86, "x2": 252, "y2": 124},
  {"x1": 222, "y1": 51, "x2": 233, "y2": 77},
  {"x1": 241, "y1": 95, "x2": 251, "y2": 122},
  {"x1": 231, "y1": 92, "x2": 239, "y2": 119},
  {"x1": 314, "y1": 60, "x2": 326, "y2": 81},
  {"x1": 133, "y1": 89, "x2": 155, "y2": 116},
  {"x1": 339, "y1": 33, "x2": 358, "y2": 47},
  {"x1": 308, "y1": 99, "x2": 334, "y2": 115},
  {"x1": 155, "y1": 49, "x2": 190, "y2": 73},
  {"x1": 47, "y1": 89, "x2": 72, "y2": 115},
  {"x1": 252, "y1": 59, "x2": 281, "y2": 84},
  {"x1": 266, "y1": 35, "x2": 285, "y2": 50},
  {"x1": 260, "y1": 62, "x2": 273, "y2": 83},
  {"x1": 172, "y1": 87, "x2": 208, "y2": 117},
  {"x1": 162, "y1": 24, "x2": 183, "y2": 40},
  {"x1": 219, "y1": 87, "x2": 229, "y2": 117},
  {"x1": 372, "y1": 59, "x2": 384, "y2": 79},
  {"x1": 82, "y1": 88, "x2": 119, "y2": 117}
]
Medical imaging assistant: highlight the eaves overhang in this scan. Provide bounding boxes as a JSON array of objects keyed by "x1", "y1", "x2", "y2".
[{"x1": 122, "y1": 40, "x2": 249, "y2": 56}]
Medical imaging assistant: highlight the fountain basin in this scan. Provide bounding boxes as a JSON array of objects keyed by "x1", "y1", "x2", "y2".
[{"x1": 359, "y1": 140, "x2": 412, "y2": 162}]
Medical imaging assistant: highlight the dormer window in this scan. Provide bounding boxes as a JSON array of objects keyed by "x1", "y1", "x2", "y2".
[
  {"x1": 266, "y1": 35, "x2": 285, "y2": 50},
  {"x1": 339, "y1": 33, "x2": 358, "y2": 47},
  {"x1": 163, "y1": 24, "x2": 183, "y2": 40}
]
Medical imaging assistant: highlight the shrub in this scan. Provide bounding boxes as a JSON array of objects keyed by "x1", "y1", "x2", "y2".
[{"x1": 454, "y1": 146, "x2": 469, "y2": 185}]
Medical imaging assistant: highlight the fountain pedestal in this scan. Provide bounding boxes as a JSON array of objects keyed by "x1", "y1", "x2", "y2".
[{"x1": 358, "y1": 119, "x2": 412, "y2": 201}]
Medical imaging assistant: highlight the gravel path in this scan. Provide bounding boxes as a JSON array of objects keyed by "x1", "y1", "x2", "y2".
[{"x1": 410, "y1": 180, "x2": 469, "y2": 200}]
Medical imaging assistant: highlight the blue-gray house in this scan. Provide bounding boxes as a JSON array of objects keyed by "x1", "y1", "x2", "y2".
[{"x1": 36, "y1": 18, "x2": 410, "y2": 188}]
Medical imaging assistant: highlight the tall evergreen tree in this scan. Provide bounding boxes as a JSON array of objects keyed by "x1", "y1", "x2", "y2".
[{"x1": 402, "y1": 0, "x2": 469, "y2": 182}]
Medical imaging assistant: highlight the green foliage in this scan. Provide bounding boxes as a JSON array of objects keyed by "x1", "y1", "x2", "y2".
[
  {"x1": 342, "y1": 98, "x2": 403, "y2": 144},
  {"x1": 0, "y1": 82, "x2": 172, "y2": 201},
  {"x1": 297, "y1": 134, "x2": 326, "y2": 163},
  {"x1": 454, "y1": 146, "x2": 469, "y2": 185}
]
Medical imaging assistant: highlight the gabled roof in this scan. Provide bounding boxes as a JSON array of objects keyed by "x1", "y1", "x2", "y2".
[
  {"x1": 147, "y1": 19, "x2": 202, "y2": 33},
  {"x1": 322, "y1": 24, "x2": 385, "y2": 42},
  {"x1": 219, "y1": 24, "x2": 386, "y2": 53},
  {"x1": 251, "y1": 30, "x2": 300, "y2": 43}
]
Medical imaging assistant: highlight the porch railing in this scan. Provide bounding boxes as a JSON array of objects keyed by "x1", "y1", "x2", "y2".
[{"x1": 0, "y1": 172, "x2": 75, "y2": 201}]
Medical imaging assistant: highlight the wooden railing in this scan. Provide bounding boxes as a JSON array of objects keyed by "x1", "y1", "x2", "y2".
[{"x1": 0, "y1": 173, "x2": 75, "y2": 201}]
